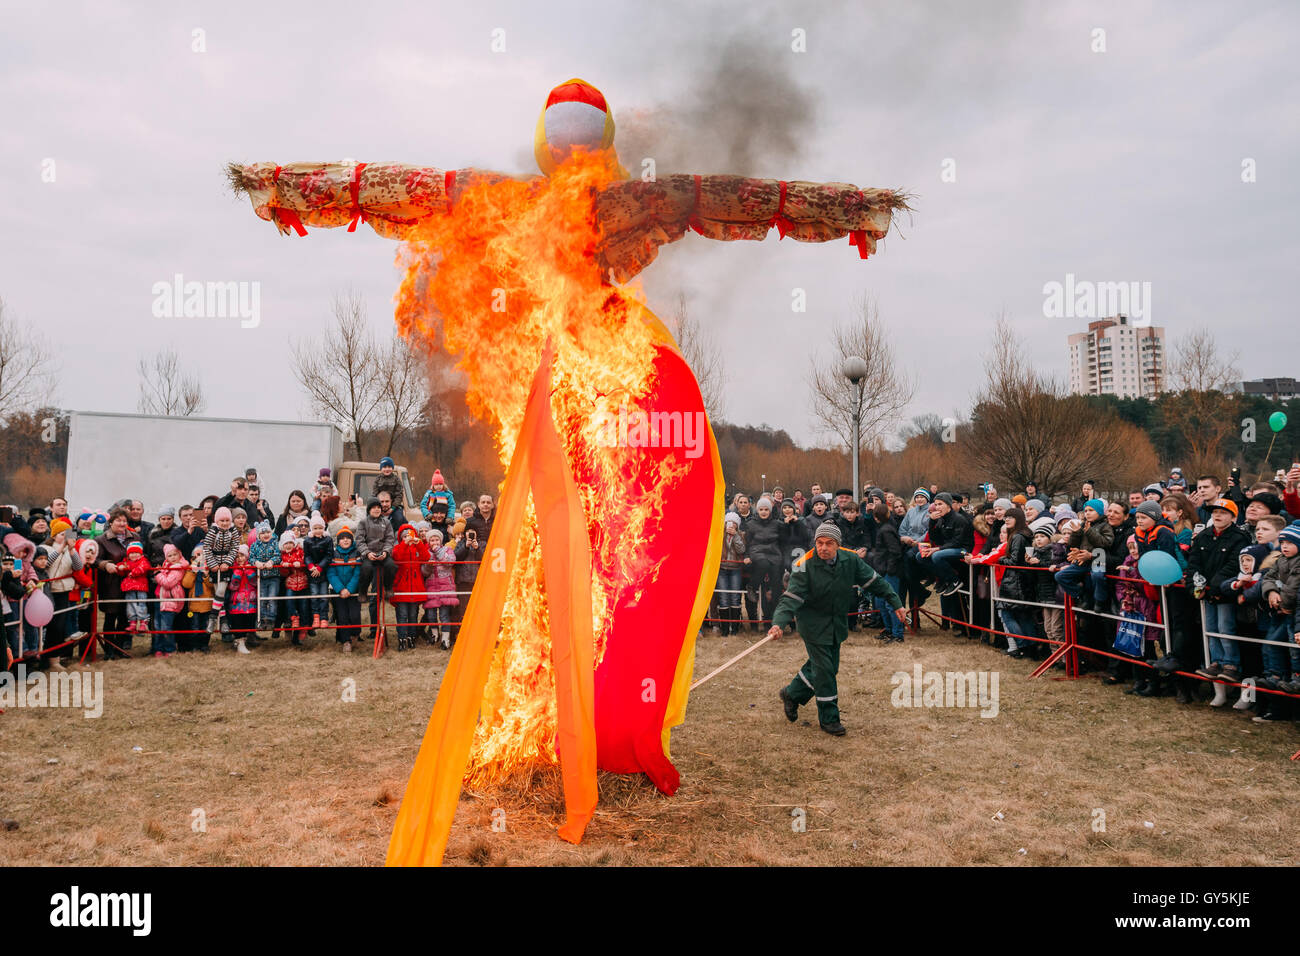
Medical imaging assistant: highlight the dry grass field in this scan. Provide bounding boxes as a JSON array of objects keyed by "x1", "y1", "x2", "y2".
[{"x1": 2, "y1": 614, "x2": 1297, "y2": 867}]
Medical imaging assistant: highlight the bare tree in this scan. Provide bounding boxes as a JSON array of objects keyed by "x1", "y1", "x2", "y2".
[
  {"x1": 1162, "y1": 327, "x2": 1241, "y2": 469},
  {"x1": 671, "y1": 294, "x2": 727, "y2": 421},
  {"x1": 806, "y1": 297, "x2": 914, "y2": 452},
  {"x1": 0, "y1": 298, "x2": 57, "y2": 423},
  {"x1": 292, "y1": 291, "x2": 428, "y2": 460},
  {"x1": 137, "y1": 348, "x2": 206, "y2": 416},
  {"x1": 963, "y1": 316, "x2": 1158, "y2": 494}
]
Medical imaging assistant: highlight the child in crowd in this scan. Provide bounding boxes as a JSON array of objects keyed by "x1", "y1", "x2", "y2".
[
  {"x1": 1257, "y1": 525, "x2": 1300, "y2": 702},
  {"x1": 1114, "y1": 535, "x2": 1161, "y2": 695},
  {"x1": 422, "y1": 527, "x2": 459, "y2": 649},
  {"x1": 23, "y1": 546, "x2": 53, "y2": 659},
  {"x1": 715, "y1": 512, "x2": 746, "y2": 635},
  {"x1": 374, "y1": 457, "x2": 405, "y2": 510},
  {"x1": 231, "y1": 506, "x2": 251, "y2": 545},
  {"x1": 312, "y1": 468, "x2": 337, "y2": 511},
  {"x1": 1, "y1": 547, "x2": 25, "y2": 660},
  {"x1": 120, "y1": 540, "x2": 152, "y2": 638},
  {"x1": 303, "y1": 514, "x2": 334, "y2": 631},
  {"x1": 153, "y1": 543, "x2": 189, "y2": 657},
  {"x1": 180, "y1": 545, "x2": 212, "y2": 653},
  {"x1": 1026, "y1": 518, "x2": 1062, "y2": 651},
  {"x1": 204, "y1": 507, "x2": 241, "y2": 637},
  {"x1": 44, "y1": 523, "x2": 86, "y2": 664},
  {"x1": 327, "y1": 526, "x2": 361, "y2": 652},
  {"x1": 227, "y1": 546, "x2": 259, "y2": 654},
  {"x1": 279, "y1": 532, "x2": 309, "y2": 645},
  {"x1": 249, "y1": 521, "x2": 280, "y2": 630},
  {"x1": 420, "y1": 469, "x2": 457, "y2": 521},
  {"x1": 1188, "y1": 499, "x2": 1252, "y2": 696},
  {"x1": 69, "y1": 538, "x2": 97, "y2": 654},
  {"x1": 392, "y1": 523, "x2": 430, "y2": 651}
]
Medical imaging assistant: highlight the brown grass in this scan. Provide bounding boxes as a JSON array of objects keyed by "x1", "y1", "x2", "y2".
[{"x1": 1, "y1": 617, "x2": 1296, "y2": 867}]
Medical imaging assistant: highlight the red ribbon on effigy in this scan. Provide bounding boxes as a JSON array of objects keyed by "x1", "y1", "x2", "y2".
[
  {"x1": 271, "y1": 165, "x2": 308, "y2": 237},
  {"x1": 770, "y1": 180, "x2": 792, "y2": 239},
  {"x1": 347, "y1": 162, "x2": 369, "y2": 232}
]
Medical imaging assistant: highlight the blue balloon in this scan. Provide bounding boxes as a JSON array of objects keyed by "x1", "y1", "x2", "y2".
[{"x1": 1138, "y1": 550, "x2": 1182, "y2": 587}]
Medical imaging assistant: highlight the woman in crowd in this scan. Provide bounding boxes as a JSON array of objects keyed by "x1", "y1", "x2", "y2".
[{"x1": 274, "y1": 490, "x2": 312, "y2": 537}]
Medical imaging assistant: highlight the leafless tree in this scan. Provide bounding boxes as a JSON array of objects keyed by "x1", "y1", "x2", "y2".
[
  {"x1": 1162, "y1": 327, "x2": 1241, "y2": 469},
  {"x1": 291, "y1": 291, "x2": 428, "y2": 460},
  {"x1": 671, "y1": 293, "x2": 727, "y2": 421},
  {"x1": 806, "y1": 297, "x2": 914, "y2": 452},
  {"x1": 0, "y1": 298, "x2": 57, "y2": 423},
  {"x1": 963, "y1": 316, "x2": 1158, "y2": 494},
  {"x1": 136, "y1": 348, "x2": 206, "y2": 416}
]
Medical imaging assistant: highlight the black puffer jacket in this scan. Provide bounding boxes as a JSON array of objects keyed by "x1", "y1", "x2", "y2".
[
  {"x1": 744, "y1": 513, "x2": 783, "y2": 563},
  {"x1": 778, "y1": 514, "x2": 812, "y2": 567},
  {"x1": 998, "y1": 531, "x2": 1034, "y2": 601},
  {"x1": 868, "y1": 520, "x2": 903, "y2": 577}
]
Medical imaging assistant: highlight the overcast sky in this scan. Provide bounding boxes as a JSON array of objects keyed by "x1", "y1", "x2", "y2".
[{"x1": 3, "y1": 0, "x2": 1296, "y2": 449}]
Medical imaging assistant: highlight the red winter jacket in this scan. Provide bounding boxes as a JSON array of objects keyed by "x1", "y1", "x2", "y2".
[{"x1": 392, "y1": 529, "x2": 431, "y2": 603}]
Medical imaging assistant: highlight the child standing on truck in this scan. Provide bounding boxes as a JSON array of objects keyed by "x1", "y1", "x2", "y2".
[
  {"x1": 311, "y1": 468, "x2": 337, "y2": 511},
  {"x1": 373, "y1": 456, "x2": 405, "y2": 511},
  {"x1": 420, "y1": 469, "x2": 457, "y2": 521}
]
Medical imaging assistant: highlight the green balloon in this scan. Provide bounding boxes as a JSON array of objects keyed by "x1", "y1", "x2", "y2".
[{"x1": 1269, "y1": 411, "x2": 1287, "y2": 432}]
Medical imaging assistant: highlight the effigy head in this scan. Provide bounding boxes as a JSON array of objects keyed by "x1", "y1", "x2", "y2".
[{"x1": 534, "y1": 78, "x2": 625, "y2": 178}]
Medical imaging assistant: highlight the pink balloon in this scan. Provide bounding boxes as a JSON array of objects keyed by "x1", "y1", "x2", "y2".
[{"x1": 24, "y1": 589, "x2": 54, "y2": 628}]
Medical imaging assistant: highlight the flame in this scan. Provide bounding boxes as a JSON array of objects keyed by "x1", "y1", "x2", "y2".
[{"x1": 394, "y1": 150, "x2": 689, "y2": 784}]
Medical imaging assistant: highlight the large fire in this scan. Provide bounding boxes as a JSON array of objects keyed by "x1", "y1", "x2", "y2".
[{"x1": 394, "y1": 150, "x2": 689, "y2": 784}]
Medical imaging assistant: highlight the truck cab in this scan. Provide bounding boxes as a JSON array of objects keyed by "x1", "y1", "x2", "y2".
[{"x1": 337, "y1": 462, "x2": 423, "y2": 523}]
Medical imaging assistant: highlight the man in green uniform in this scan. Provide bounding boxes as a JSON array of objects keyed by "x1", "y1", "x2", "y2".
[{"x1": 768, "y1": 523, "x2": 907, "y2": 735}]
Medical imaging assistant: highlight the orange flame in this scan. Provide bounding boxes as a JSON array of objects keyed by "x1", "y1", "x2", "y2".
[{"x1": 394, "y1": 150, "x2": 688, "y2": 784}]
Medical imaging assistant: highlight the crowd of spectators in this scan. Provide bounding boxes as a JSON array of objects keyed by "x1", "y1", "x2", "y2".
[
  {"x1": 1, "y1": 458, "x2": 498, "y2": 661},
  {"x1": 714, "y1": 466, "x2": 1300, "y2": 722}
]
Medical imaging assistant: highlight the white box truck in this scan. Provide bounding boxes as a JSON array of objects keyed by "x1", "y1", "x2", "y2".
[{"x1": 63, "y1": 411, "x2": 419, "y2": 521}]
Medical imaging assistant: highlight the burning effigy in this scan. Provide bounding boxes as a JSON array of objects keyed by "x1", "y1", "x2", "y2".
[{"x1": 227, "y1": 78, "x2": 907, "y2": 865}]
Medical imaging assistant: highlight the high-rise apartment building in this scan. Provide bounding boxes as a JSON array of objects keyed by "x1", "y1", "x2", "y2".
[{"x1": 1067, "y1": 315, "x2": 1165, "y2": 399}]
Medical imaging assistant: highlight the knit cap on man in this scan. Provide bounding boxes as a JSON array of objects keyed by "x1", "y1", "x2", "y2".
[{"x1": 814, "y1": 523, "x2": 842, "y2": 544}]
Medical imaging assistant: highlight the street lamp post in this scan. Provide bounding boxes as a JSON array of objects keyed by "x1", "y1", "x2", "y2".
[
  {"x1": 761, "y1": 473, "x2": 766, "y2": 495},
  {"x1": 842, "y1": 356, "x2": 868, "y2": 503}
]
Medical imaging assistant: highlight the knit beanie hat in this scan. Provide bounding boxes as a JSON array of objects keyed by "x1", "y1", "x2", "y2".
[
  {"x1": 935, "y1": 492, "x2": 954, "y2": 507},
  {"x1": 237, "y1": 544, "x2": 250, "y2": 558},
  {"x1": 993, "y1": 498, "x2": 1013, "y2": 511},
  {"x1": 215, "y1": 506, "x2": 233, "y2": 523},
  {"x1": 1280, "y1": 524, "x2": 1300, "y2": 547},
  {"x1": 50, "y1": 518, "x2": 73, "y2": 537},
  {"x1": 380, "y1": 456, "x2": 395, "y2": 468},
  {"x1": 814, "y1": 523, "x2": 842, "y2": 544},
  {"x1": 724, "y1": 512, "x2": 741, "y2": 528},
  {"x1": 1054, "y1": 506, "x2": 1079, "y2": 525},
  {"x1": 310, "y1": 512, "x2": 326, "y2": 531},
  {"x1": 429, "y1": 528, "x2": 444, "y2": 543},
  {"x1": 415, "y1": 521, "x2": 432, "y2": 534},
  {"x1": 756, "y1": 496, "x2": 774, "y2": 512},
  {"x1": 1084, "y1": 498, "x2": 1107, "y2": 518},
  {"x1": 1026, "y1": 499, "x2": 1047, "y2": 514},
  {"x1": 1029, "y1": 517, "x2": 1056, "y2": 537},
  {"x1": 255, "y1": 521, "x2": 272, "y2": 535},
  {"x1": 158, "y1": 505, "x2": 176, "y2": 518},
  {"x1": 319, "y1": 467, "x2": 332, "y2": 478},
  {"x1": 912, "y1": 488, "x2": 931, "y2": 503},
  {"x1": 1011, "y1": 494, "x2": 1028, "y2": 506},
  {"x1": 1135, "y1": 501, "x2": 1164, "y2": 522},
  {"x1": 279, "y1": 531, "x2": 297, "y2": 549},
  {"x1": 336, "y1": 526, "x2": 354, "y2": 544},
  {"x1": 431, "y1": 469, "x2": 445, "y2": 486},
  {"x1": 163, "y1": 543, "x2": 180, "y2": 560},
  {"x1": 126, "y1": 541, "x2": 144, "y2": 555}
]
